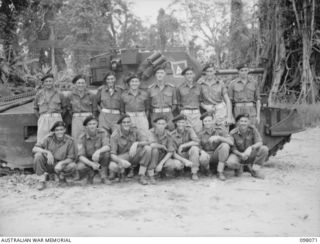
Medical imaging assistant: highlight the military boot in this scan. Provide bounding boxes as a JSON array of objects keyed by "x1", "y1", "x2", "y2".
[
  {"x1": 191, "y1": 173, "x2": 199, "y2": 181},
  {"x1": 100, "y1": 166, "x2": 111, "y2": 185},
  {"x1": 127, "y1": 167, "x2": 135, "y2": 178},
  {"x1": 217, "y1": 162, "x2": 226, "y2": 181},
  {"x1": 234, "y1": 165, "x2": 243, "y2": 177},
  {"x1": 86, "y1": 170, "x2": 95, "y2": 184},
  {"x1": 139, "y1": 175, "x2": 148, "y2": 185}
]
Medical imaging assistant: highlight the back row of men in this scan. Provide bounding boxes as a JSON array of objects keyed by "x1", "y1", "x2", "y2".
[{"x1": 32, "y1": 63, "x2": 267, "y2": 190}]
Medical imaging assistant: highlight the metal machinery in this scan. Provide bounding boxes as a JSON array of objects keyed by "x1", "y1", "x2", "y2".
[{"x1": 0, "y1": 49, "x2": 304, "y2": 174}]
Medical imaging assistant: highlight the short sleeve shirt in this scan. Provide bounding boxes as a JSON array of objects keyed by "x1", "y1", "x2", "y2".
[
  {"x1": 67, "y1": 89, "x2": 98, "y2": 114},
  {"x1": 121, "y1": 89, "x2": 148, "y2": 112},
  {"x1": 96, "y1": 86, "x2": 122, "y2": 110},
  {"x1": 35, "y1": 134, "x2": 76, "y2": 161},
  {"x1": 34, "y1": 89, "x2": 66, "y2": 114},
  {"x1": 148, "y1": 128, "x2": 175, "y2": 152},
  {"x1": 110, "y1": 127, "x2": 147, "y2": 155},
  {"x1": 148, "y1": 81, "x2": 177, "y2": 109},
  {"x1": 198, "y1": 78, "x2": 227, "y2": 105},
  {"x1": 177, "y1": 82, "x2": 201, "y2": 109},
  {"x1": 170, "y1": 127, "x2": 200, "y2": 149},
  {"x1": 78, "y1": 128, "x2": 110, "y2": 158},
  {"x1": 230, "y1": 125, "x2": 262, "y2": 152},
  {"x1": 198, "y1": 126, "x2": 232, "y2": 152},
  {"x1": 228, "y1": 77, "x2": 260, "y2": 103}
]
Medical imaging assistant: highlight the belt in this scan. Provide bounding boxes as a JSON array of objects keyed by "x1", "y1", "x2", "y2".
[
  {"x1": 41, "y1": 113, "x2": 61, "y2": 117},
  {"x1": 73, "y1": 112, "x2": 92, "y2": 117},
  {"x1": 101, "y1": 108, "x2": 120, "y2": 114},
  {"x1": 153, "y1": 108, "x2": 171, "y2": 113},
  {"x1": 235, "y1": 102, "x2": 254, "y2": 107},
  {"x1": 127, "y1": 111, "x2": 146, "y2": 116},
  {"x1": 181, "y1": 109, "x2": 200, "y2": 114}
]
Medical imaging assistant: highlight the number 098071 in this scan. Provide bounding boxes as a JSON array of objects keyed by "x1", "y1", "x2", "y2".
[{"x1": 300, "y1": 238, "x2": 318, "y2": 242}]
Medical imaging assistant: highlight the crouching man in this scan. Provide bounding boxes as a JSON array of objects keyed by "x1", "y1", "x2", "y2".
[
  {"x1": 198, "y1": 112, "x2": 234, "y2": 181},
  {"x1": 33, "y1": 121, "x2": 76, "y2": 190},
  {"x1": 226, "y1": 113, "x2": 268, "y2": 179},
  {"x1": 170, "y1": 114, "x2": 201, "y2": 181},
  {"x1": 109, "y1": 114, "x2": 152, "y2": 185},
  {"x1": 149, "y1": 116, "x2": 180, "y2": 182},
  {"x1": 76, "y1": 116, "x2": 111, "y2": 184}
]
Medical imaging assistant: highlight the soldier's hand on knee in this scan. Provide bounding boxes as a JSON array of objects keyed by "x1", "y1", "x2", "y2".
[
  {"x1": 178, "y1": 145, "x2": 184, "y2": 154},
  {"x1": 209, "y1": 135, "x2": 221, "y2": 144},
  {"x1": 91, "y1": 162, "x2": 101, "y2": 171},
  {"x1": 119, "y1": 159, "x2": 131, "y2": 169},
  {"x1": 155, "y1": 164, "x2": 163, "y2": 173},
  {"x1": 240, "y1": 153, "x2": 249, "y2": 161},
  {"x1": 184, "y1": 160, "x2": 193, "y2": 168},
  {"x1": 46, "y1": 152, "x2": 54, "y2": 165}
]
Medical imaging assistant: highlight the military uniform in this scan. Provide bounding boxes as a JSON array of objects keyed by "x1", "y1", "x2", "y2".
[
  {"x1": 226, "y1": 125, "x2": 268, "y2": 172},
  {"x1": 34, "y1": 134, "x2": 76, "y2": 178},
  {"x1": 177, "y1": 82, "x2": 202, "y2": 133},
  {"x1": 121, "y1": 89, "x2": 149, "y2": 131},
  {"x1": 198, "y1": 77, "x2": 228, "y2": 121},
  {"x1": 76, "y1": 128, "x2": 110, "y2": 183},
  {"x1": 34, "y1": 89, "x2": 67, "y2": 143},
  {"x1": 228, "y1": 77, "x2": 260, "y2": 125},
  {"x1": 67, "y1": 89, "x2": 97, "y2": 143},
  {"x1": 148, "y1": 81, "x2": 177, "y2": 130},
  {"x1": 96, "y1": 85, "x2": 123, "y2": 133}
]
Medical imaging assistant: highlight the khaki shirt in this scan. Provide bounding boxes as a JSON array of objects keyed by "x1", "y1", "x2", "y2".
[
  {"x1": 96, "y1": 86, "x2": 122, "y2": 110},
  {"x1": 230, "y1": 125, "x2": 262, "y2": 152},
  {"x1": 110, "y1": 127, "x2": 147, "y2": 155},
  {"x1": 67, "y1": 89, "x2": 98, "y2": 114},
  {"x1": 198, "y1": 77, "x2": 227, "y2": 105},
  {"x1": 198, "y1": 126, "x2": 231, "y2": 152},
  {"x1": 121, "y1": 89, "x2": 148, "y2": 112},
  {"x1": 78, "y1": 128, "x2": 110, "y2": 158},
  {"x1": 35, "y1": 134, "x2": 76, "y2": 161},
  {"x1": 177, "y1": 81, "x2": 201, "y2": 109},
  {"x1": 228, "y1": 77, "x2": 260, "y2": 103},
  {"x1": 148, "y1": 81, "x2": 177, "y2": 109},
  {"x1": 148, "y1": 128, "x2": 175, "y2": 152},
  {"x1": 170, "y1": 127, "x2": 200, "y2": 150},
  {"x1": 34, "y1": 89, "x2": 66, "y2": 115}
]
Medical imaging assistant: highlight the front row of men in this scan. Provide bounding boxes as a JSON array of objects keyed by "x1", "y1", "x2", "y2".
[{"x1": 33, "y1": 111, "x2": 269, "y2": 190}]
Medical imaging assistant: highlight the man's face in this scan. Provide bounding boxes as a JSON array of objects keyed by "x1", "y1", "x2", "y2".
[
  {"x1": 54, "y1": 126, "x2": 66, "y2": 138},
  {"x1": 121, "y1": 117, "x2": 132, "y2": 131},
  {"x1": 129, "y1": 78, "x2": 140, "y2": 90},
  {"x1": 43, "y1": 78, "x2": 54, "y2": 89},
  {"x1": 106, "y1": 75, "x2": 116, "y2": 88},
  {"x1": 239, "y1": 67, "x2": 249, "y2": 79},
  {"x1": 75, "y1": 78, "x2": 86, "y2": 91},
  {"x1": 203, "y1": 116, "x2": 214, "y2": 129},
  {"x1": 155, "y1": 119, "x2": 167, "y2": 132},
  {"x1": 155, "y1": 69, "x2": 166, "y2": 81},
  {"x1": 205, "y1": 67, "x2": 216, "y2": 79},
  {"x1": 176, "y1": 120, "x2": 186, "y2": 130},
  {"x1": 238, "y1": 117, "x2": 250, "y2": 129},
  {"x1": 185, "y1": 70, "x2": 195, "y2": 82},
  {"x1": 86, "y1": 120, "x2": 98, "y2": 133}
]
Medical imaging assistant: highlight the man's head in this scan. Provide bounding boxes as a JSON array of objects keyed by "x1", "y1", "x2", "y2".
[
  {"x1": 237, "y1": 62, "x2": 249, "y2": 80},
  {"x1": 126, "y1": 74, "x2": 140, "y2": 90},
  {"x1": 172, "y1": 114, "x2": 187, "y2": 130},
  {"x1": 72, "y1": 75, "x2": 86, "y2": 91},
  {"x1": 83, "y1": 116, "x2": 99, "y2": 133},
  {"x1": 200, "y1": 111, "x2": 214, "y2": 129},
  {"x1": 50, "y1": 121, "x2": 66, "y2": 139},
  {"x1": 154, "y1": 66, "x2": 166, "y2": 81},
  {"x1": 117, "y1": 114, "x2": 132, "y2": 131},
  {"x1": 181, "y1": 67, "x2": 195, "y2": 83},
  {"x1": 41, "y1": 74, "x2": 54, "y2": 89},
  {"x1": 203, "y1": 63, "x2": 216, "y2": 79},
  {"x1": 153, "y1": 116, "x2": 168, "y2": 132},
  {"x1": 236, "y1": 113, "x2": 250, "y2": 129},
  {"x1": 104, "y1": 71, "x2": 116, "y2": 88}
]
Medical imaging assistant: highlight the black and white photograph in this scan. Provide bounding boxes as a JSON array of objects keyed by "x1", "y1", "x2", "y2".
[{"x1": 0, "y1": 0, "x2": 319, "y2": 240}]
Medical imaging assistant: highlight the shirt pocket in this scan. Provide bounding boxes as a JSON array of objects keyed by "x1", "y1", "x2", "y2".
[{"x1": 246, "y1": 85, "x2": 256, "y2": 99}]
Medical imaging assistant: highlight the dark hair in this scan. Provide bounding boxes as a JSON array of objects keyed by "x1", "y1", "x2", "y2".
[
  {"x1": 103, "y1": 71, "x2": 116, "y2": 81},
  {"x1": 235, "y1": 113, "x2": 250, "y2": 122},
  {"x1": 50, "y1": 121, "x2": 66, "y2": 132},
  {"x1": 125, "y1": 73, "x2": 139, "y2": 84},
  {"x1": 83, "y1": 115, "x2": 98, "y2": 126},
  {"x1": 72, "y1": 74, "x2": 86, "y2": 84}
]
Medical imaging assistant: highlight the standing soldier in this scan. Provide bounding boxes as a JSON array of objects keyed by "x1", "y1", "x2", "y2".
[
  {"x1": 228, "y1": 63, "x2": 261, "y2": 125},
  {"x1": 109, "y1": 114, "x2": 152, "y2": 185},
  {"x1": 96, "y1": 71, "x2": 123, "y2": 134},
  {"x1": 67, "y1": 75, "x2": 97, "y2": 144},
  {"x1": 170, "y1": 114, "x2": 200, "y2": 180},
  {"x1": 32, "y1": 121, "x2": 76, "y2": 190},
  {"x1": 149, "y1": 116, "x2": 181, "y2": 182},
  {"x1": 198, "y1": 112, "x2": 234, "y2": 181},
  {"x1": 198, "y1": 63, "x2": 233, "y2": 124},
  {"x1": 34, "y1": 74, "x2": 67, "y2": 143},
  {"x1": 148, "y1": 66, "x2": 177, "y2": 130},
  {"x1": 121, "y1": 74, "x2": 149, "y2": 131},
  {"x1": 76, "y1": 116, "x2": 111, "y2": 185},
  {"x1": 226, "y1": 113, "x2": 268, "y2": 179},
  {"x1": 177, "y1": 67, "x2": 202, "y2": 134}
]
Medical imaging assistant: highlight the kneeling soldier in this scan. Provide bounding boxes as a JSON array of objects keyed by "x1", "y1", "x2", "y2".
[
  {"x1": 226, "y1": 113, "x2": 268, "y2": 179},
  {"x1": 198, "y1": 112, "x2": 234, "y2": 181},
  {"x1": 149, "y1": 116, "x2": 181, "y2": 182},
  {"x1": 33, "y1": 121, "x2": 76, "y2": 190},
  {"x1": 109, "y1": 114, "x2": 152, "y2": 185},
  {"x1": 76, "y1": 116, "x2": 111, "y2": 184},
  {"x1": 170, "y1": 114, "x2": 201, "y2": 180}
]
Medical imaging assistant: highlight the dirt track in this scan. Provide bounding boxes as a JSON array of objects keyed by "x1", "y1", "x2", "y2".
[{"x1": 0, "y1": 127, "x2": 319, "y2": 237}]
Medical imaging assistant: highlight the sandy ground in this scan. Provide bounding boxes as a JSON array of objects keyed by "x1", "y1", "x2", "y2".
[{"x1": 0, "y1": 127, "x2": 319, "y2": 237}]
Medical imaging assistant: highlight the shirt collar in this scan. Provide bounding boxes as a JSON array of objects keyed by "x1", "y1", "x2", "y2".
[
  {"x1": 128, "y1": 89, "x2": 141, "y2": 96},
  {"x1": 52, "y1": 134, "x2": 67, "y2": 143}
]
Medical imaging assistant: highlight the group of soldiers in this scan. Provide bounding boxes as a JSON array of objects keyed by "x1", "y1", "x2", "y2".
[{"x1": 32, "y1": 62, "x2": 268, "y2": 190}]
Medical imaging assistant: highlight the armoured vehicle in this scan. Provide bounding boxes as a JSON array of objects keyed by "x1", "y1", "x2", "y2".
[{"x1": 0, "y1": 49, "x2": 304, "y2": 174}]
